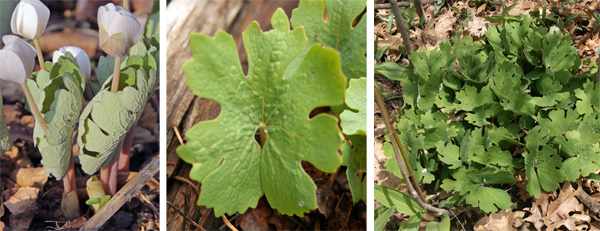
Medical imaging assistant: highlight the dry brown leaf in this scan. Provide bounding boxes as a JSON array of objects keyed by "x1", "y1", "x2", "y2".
[
  {"x1": 524, "y1": 193, "x2": 551, "y2": 231},
  {"x1": 465, "y1": 16, "x2": 488, "y2": 39},
  {"x1": 12, "y1": 167, "x2": 47, "y2": 187},
  {"x1": 237, "y1": 198, "x2": 290, "y2": 230},
  {"x1": 2, "y1": 187, "x2": 39, "y2": 214},
  {"x1": 422, "y1": 8, "x2": 456, "y2": 50},
  {"x1": 507, "y1": 1, "x2": 540, "y2": 16},
  {"x1": 547, "y1": 183, "x2": 583, "y2": 223},
  {"x1": 474, "y1": 209, "x2": 525, "y2": 231}
]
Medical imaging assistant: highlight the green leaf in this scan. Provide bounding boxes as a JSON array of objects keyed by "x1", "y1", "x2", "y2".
[
  {"x1": 291, "y1": 0, "x2": 366, "y2": 80},
  {"x1": 523, "y1": 144, "x2": 565, "y2": 198},
  {"x1": 374, "y1": 185, "x2": 424, "y2": 215},
  {"x1": 27, "y1": 56, "x2": 84, "y2": 180},
  {"x1": 454, "y1": 85, "x2": 495, "y2": 111},
  {"x1": 542, "y1": 26, "x2": 578, "y2": 76},
  {"x1": 399, "y1": 212, "x2": 423, "y2": 231},
  {"x1": 426, "y1": 214, "x2": 450, "y2": 231},
  {"x1": 344, "y1": 135, "x2": 366, "y2": 203},
  {"x1": 538, "y1": 109, "x2": 580, "y2": 137},
  {"x1": 436, "y1": 141, "x2": 462, "y2": 169},
  {"x1": 555, "y1": 130, "x2": 600, "y2": 181},
  {"x1": 99, "y1": 195, "x2": 111, "y2": 206},
  {"x1": 340, "y1": 77, "x2": 366, "y2": 135},
  {"x1": 78, "y1": 67, "x2": 158, "y2": 175},
  {"x1": 375, "y1": 206, "x2": 394, "y2": 231},
  {"x1": 85, "y1": 198, "x2": 100, "y2": 205},
  {"x1": 441, "y1": 167, "x2": 513, "y2": 213},
  {"x1": 0, "y1": 88, "x2": 11, "y2": 153},
  {"x1": 178, "y1": 9, "x2": 346, "y2": 217},
  {"x1": 575, "y1": 80, "x2": 600, "y2": 116}
]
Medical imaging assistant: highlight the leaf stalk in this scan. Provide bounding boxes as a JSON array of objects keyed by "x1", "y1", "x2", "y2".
[{"x1": 21, "y1": 83, "x2": 48, "y2": 132}]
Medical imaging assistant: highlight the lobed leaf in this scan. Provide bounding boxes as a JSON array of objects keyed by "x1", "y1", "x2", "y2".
[{"x1": 178, "y1": 9, "x2": 346, "y2": 217}]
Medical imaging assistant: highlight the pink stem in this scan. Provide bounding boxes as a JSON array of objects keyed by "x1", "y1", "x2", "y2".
[
  {"x1": 100, "y1": 143, "x2": 121, "y2": 196},
  {"x1": 118, "y1": 123, "x2": 137, "y2": 171},
  {"x1": 63, "y1": 156, "x2": 76, "y2": 193}
]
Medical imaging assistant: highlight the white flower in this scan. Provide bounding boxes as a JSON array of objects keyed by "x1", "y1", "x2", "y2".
[
  {"x1": 97, "y1": 3, "x2": 143, "y2": 57},
  {"x1": 53, "y1": 46, "x2": 91, "y2": 83},
  {"x1": 11, "y1": 0, "x2": 50, "y2": 40},
  {"x1": 0, "y1": 35, "x2": 37, "y2": 84}
]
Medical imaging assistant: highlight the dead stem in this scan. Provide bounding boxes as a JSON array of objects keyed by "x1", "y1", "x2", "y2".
[
  {"x1": 375, "y1": 85, "x2": 451, "y2": 216},
  {"x1": 167, "y1": 201, "x2": 206, "y2": 231}
]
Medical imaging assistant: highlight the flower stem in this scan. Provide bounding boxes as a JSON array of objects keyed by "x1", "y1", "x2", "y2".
[
  {"x1": 33, "y1": 38, "x2": 45, "y2": 71},
  {"x1": 118, "y1": 123, "x2": 137, "y2": 171},
  {"x1": 21, "y1": 83, "x2": 48, "y2": 132},
  {"x1": 111, "y1": 56, "x2": 121, "y2": 93},
  {"x1": 63, "y1": 156, "x2": 76, "y2": 194},
  {"x1": 123, "y1": 0, "x2": 130, "y2": 11}
]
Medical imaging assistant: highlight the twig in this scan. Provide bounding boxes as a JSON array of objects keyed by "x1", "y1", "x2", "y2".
[
  {"x1": 81, "y1": 155, "x2": 160, "y2": 230},
  {"x1": 576, "y1": 189, "x2": 600, "y2": 216},
  {"x1": 375, "y1": 86, "x2": 425, "y2": 202},
  {"x1": 375, "y1": 0, "x2": 440, "y2": 10},
  {"x1": 167, "y1": 201, "x2": 206, "y2": 231},
  {"x1": 172, "y1": 175, "x2": 200, "y2": 194},
  {"x1": 222, "y1": 215, "x2": 238, "y2": 231},
  {"x1": 389, "y1": 0, "x2": 413, "y2": 56},
  {"x1": 412, "y1": 0, "x2": 427, "y2": 26},
  {"x1": 374, "y1": 86, "x2": 451, "y2": 216},
  {"x1": 173, "y1": 124, "x2": 184, "y2": 145}
]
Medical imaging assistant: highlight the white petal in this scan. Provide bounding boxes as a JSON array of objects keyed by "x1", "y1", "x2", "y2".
[
  {"x1": 52, "y1": 50, "x2": 64, "y2": 63},
  {"x1": 10, "y1": 0, "x2": 49, "y2": 39},
  {"x1": 0, "y1": 50, "x2": 28, "y2": 84},
  {"x1": 53, "y1": 46, "x2": 91, "y2": 82}
]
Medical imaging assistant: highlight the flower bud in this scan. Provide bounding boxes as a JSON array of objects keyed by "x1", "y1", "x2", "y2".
[
  {"x1": 0, "y1": 35, "x2": 37, "y2": 84},
  {"x1": 10, "y1": 0, "x2": 50, "y2": 40},
  {"x1": 97, "y1": 3, "x2": 143, "y2": 57},
  {"x1": 53, "y1": 46, "x2": 92, "y2": 83}
]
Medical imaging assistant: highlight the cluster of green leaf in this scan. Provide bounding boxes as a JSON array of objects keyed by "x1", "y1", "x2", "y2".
[
  {"x1": 179, "y1": 0, "x2": 365, "y2": 217},
  {"x1": 27, "y1": 53, "x2": 85, "y2": 179},
  {"x1": 78, "y1": 36, "x2": 159, "y2": 174},
  {"x1": 375, "y1": 14, "x2": 600, "y2": 217}
]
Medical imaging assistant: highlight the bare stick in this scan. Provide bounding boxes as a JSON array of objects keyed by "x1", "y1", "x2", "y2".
[
  {"x1": 167, "y1": 201, "x2": 207, "y2": 231},
  {"x1": 412, "y1": 0, "x2": 427, "y2": 26},
  {"x1": 389, "y1": 0, "x2": 413, "y2": 56},
  {"x1": 375, "y1": 86, "x2": 425, "y2": 202},
  {"x1": 375, "y1": 86, "x2": 451, "y2": 216},
  {"x1": 81, "y1": 154, "x2": 159, "y2": 230},
  {"x1": 172, "y1": 175, "x2": 200, "y2": 194},
  {"x1": 173, "y1": 124, "x2": 184, "y2": 145},
  {"x1": 374, "y1": 0, "x2": 440, "y2": 10},
  {"x1": 21, "y1": 84, "x2": 48, "y2": 131},
  {"x1": 222, "y1": 215, "x2": 238, "y2": 231}
]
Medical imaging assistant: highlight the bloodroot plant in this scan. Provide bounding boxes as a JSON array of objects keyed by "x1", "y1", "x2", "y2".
[
  {"x1": 1, "y1": 0, "x2": 159, "y2": 222},
  {"x1": 178, "y1": 0, "x2": 366, "y2": 217}
]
